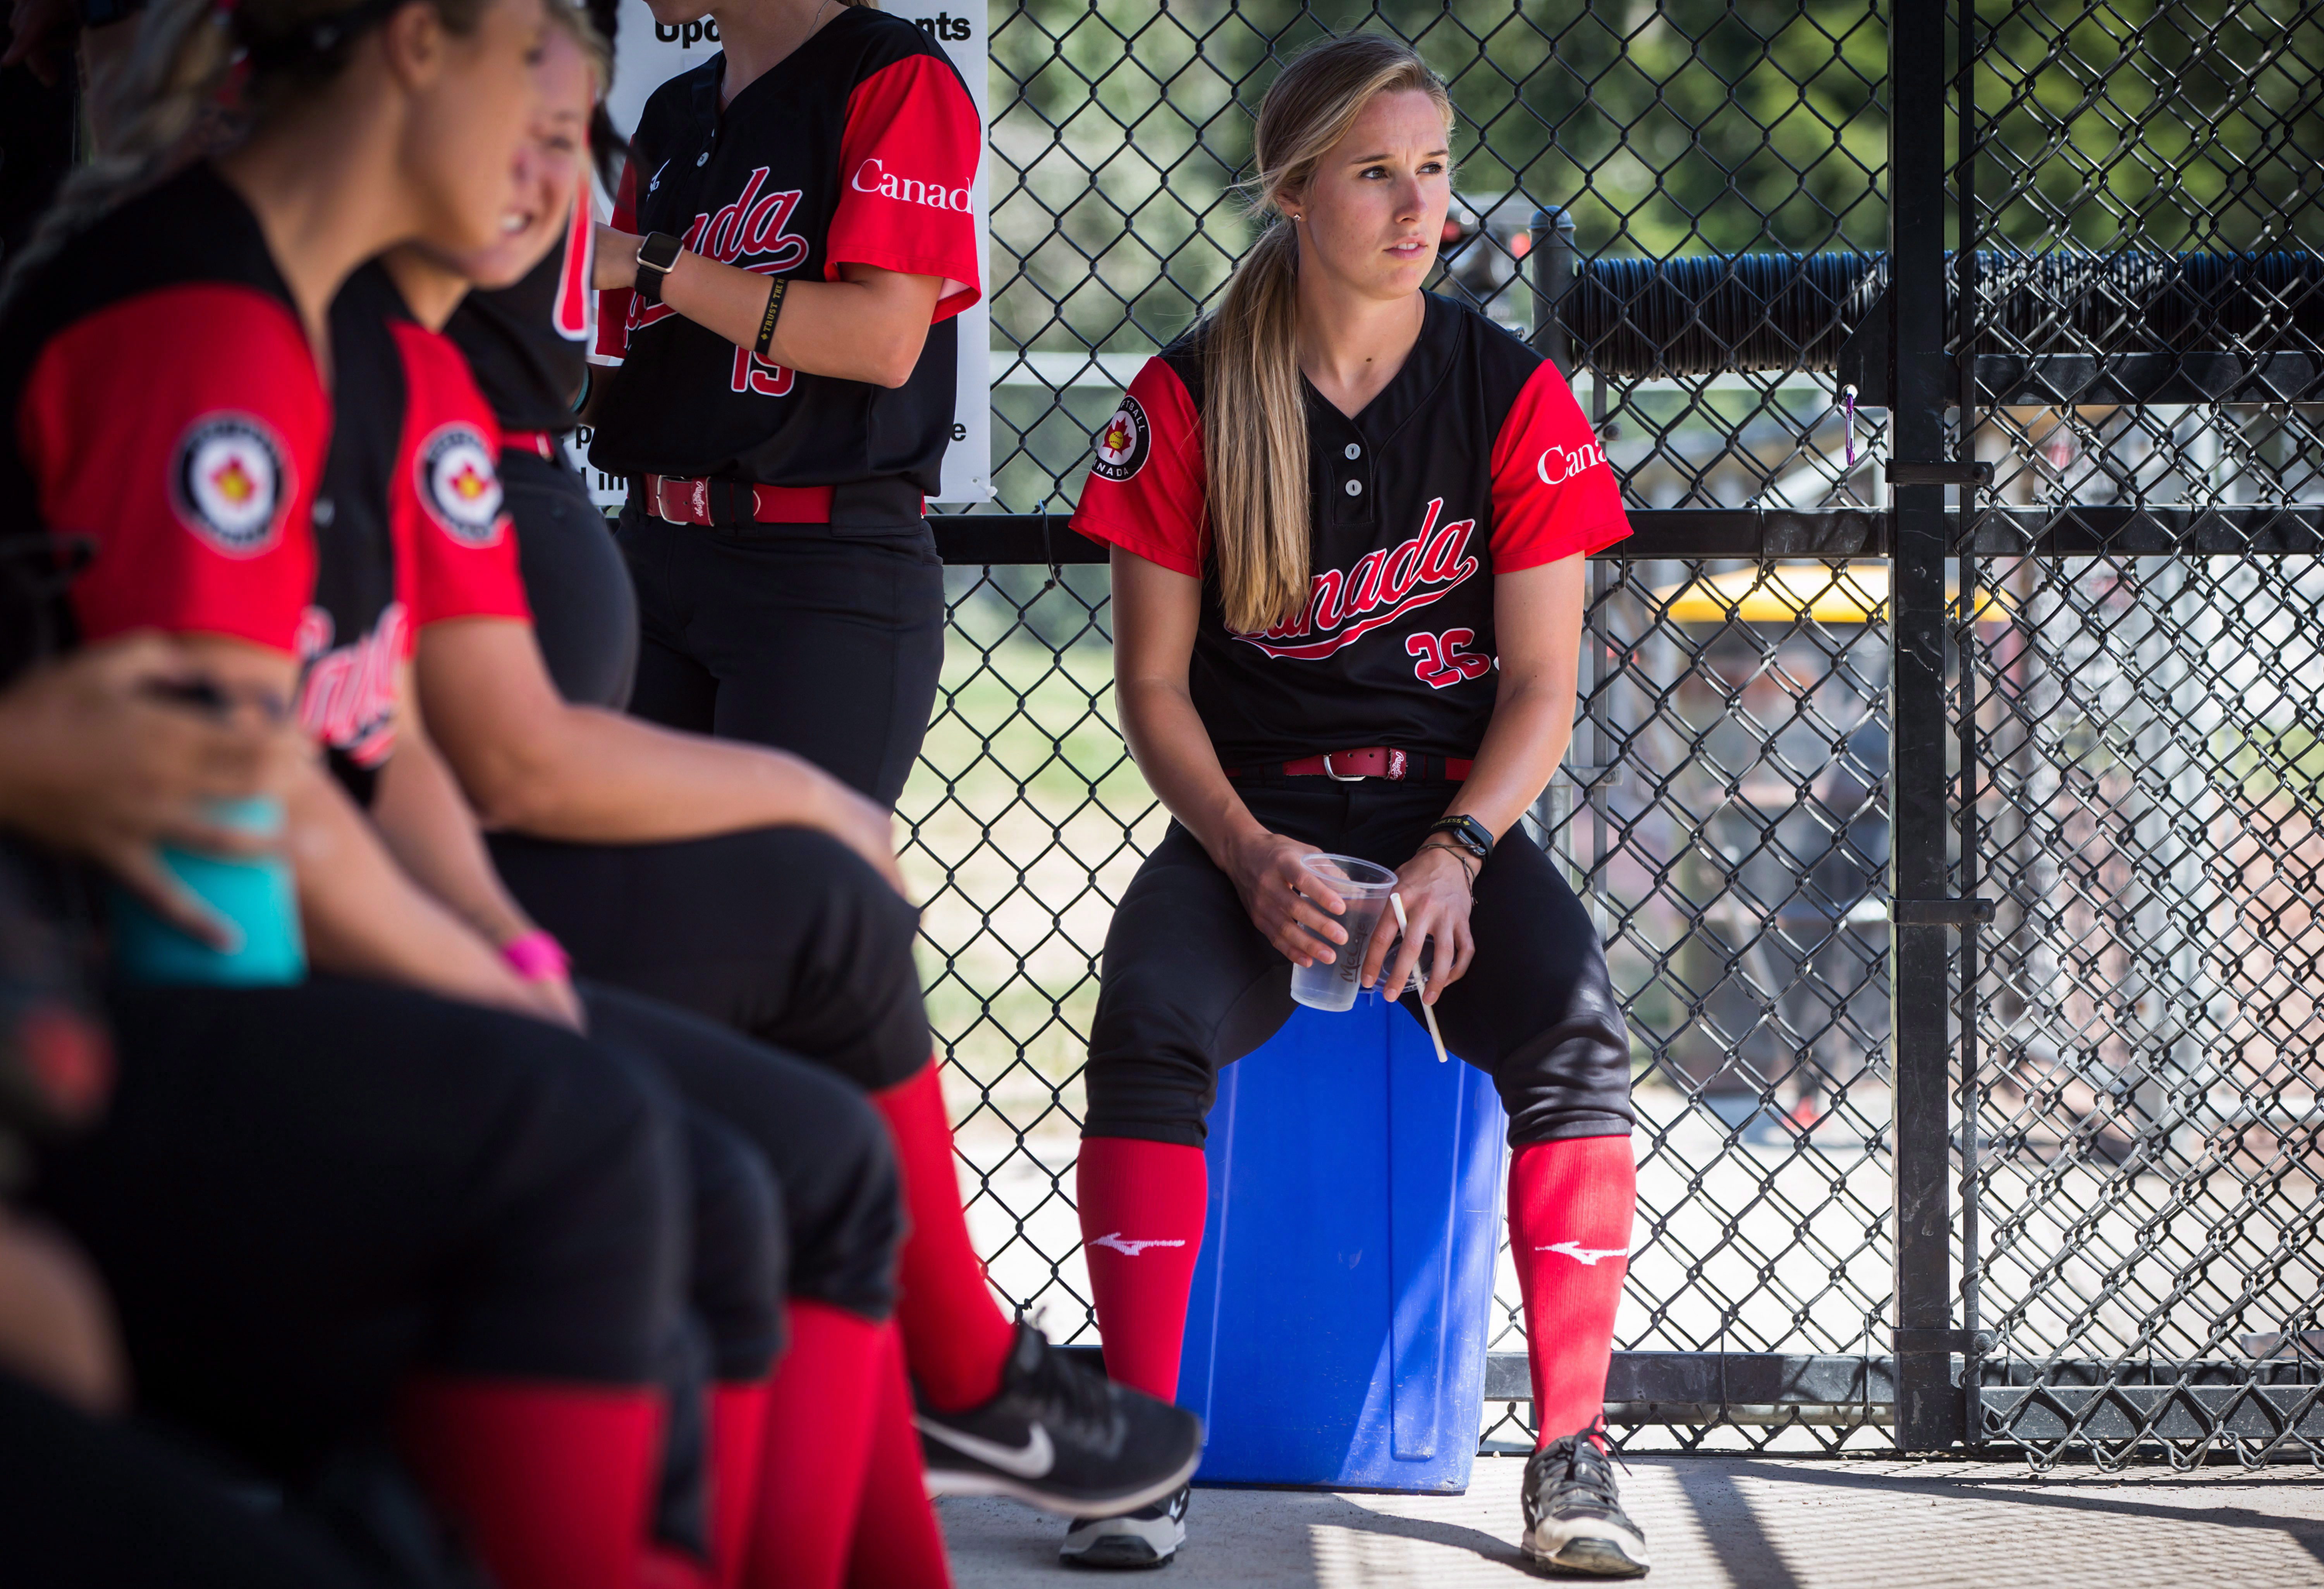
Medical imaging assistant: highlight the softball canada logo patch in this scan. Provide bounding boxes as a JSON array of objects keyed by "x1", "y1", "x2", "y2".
[
  {"x1": 172, "y1": 414, "x2": 289, "y2": 556},
  {"x1": 1092, "y1": 395, "x2": 1151, "y2": 483},
  {"x1": 417, "y1": 424, "x2": 505, "y2": 545}
]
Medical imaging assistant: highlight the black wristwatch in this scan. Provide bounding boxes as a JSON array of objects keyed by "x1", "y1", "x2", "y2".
[
  {"x1": 632, "y1": 231, "x2": 683, "y2": 305},
  {"x1": 1427, "y1": 814, "x2": 1495, "y2": 863}
]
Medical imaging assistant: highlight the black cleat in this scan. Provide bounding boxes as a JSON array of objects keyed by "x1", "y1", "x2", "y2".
[
  {"x1": 1059, "y1": 1483, "x2": 1189, "y2": 1569},
  {"x1": 1520, "y1": 1434, "x2": 1650, "y2": 1577},
  {"x1": 916, "y1": 1322, "x2": 1202, "y2": 1518}
]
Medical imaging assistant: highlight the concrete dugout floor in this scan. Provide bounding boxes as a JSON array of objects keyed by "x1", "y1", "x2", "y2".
[{"x1": 939, "y1": 1454, "x2": 2324, "y2": 1587}]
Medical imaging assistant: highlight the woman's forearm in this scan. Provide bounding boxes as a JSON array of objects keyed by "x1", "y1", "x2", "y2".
[
  {"x1": 1117, "y1": 677, "x2": 1271, "y2": 869},
  {"x1": 595, "y1": 225, "x2": 939, "y2": 388},
  {"x1": 1445, "y1": 675, "x2": 1576, "y2": 839},
  {"x1": 481, "y1": 704, "x2": 844, "y2": 840},
  {"x1": 370, "y1": 709, "x2": 538, "y2": 950},
  {"x1": 286, "y1": 760, "x2": 540, "y2": 1016}
]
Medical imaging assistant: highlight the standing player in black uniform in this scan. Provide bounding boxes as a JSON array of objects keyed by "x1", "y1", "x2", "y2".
[
  {"x1": 1067, "y1": 38, "x2": 1650, "y2": 1575},
  {"x1": 586, "y1": 0, "x2": 975, "y2": 812}
]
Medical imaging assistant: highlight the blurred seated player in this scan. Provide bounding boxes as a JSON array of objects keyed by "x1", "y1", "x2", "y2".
[
  {"x1": 0, "y1": 0, "x2": 736, "y2": 1582},
  {"x1": 1065, "y1": 36, "x2": 1647, "y2": 1575},
  {"x1": 0, "y1": 637, "x2": 633, "y2": 1589},
  {"x1": 288, "y1": 20, "x2": 951, "y2": 1587},
  {"x1": 372, "y1": 5, "x2": 1204, "y2": 1534}
]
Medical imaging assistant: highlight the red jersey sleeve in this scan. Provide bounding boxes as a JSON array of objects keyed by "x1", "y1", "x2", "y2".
[
  {"x1": 594, "y1": 155, "x2": 639, "y2": 363},
  {"x1": 1068, "y1": 358, "x2": 1205, "y2": 578},
  {"x1": 826, "y1": 53, "x2": 982, "y2": 320},
  {"x1": 17, "y1": 284, "x2": 323, "y2": 653},
  {"x1": 388, "y1": 322, "x2": 533, "y2": 629},
  {"x1": 1488, "y1": 360, "x2": 1631, "y2": 570}
]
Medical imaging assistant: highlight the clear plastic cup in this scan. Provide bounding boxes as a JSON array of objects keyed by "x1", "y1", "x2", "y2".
[{"x1": 1289, "y1": 853, "x2": 1399, "y2": 1012}]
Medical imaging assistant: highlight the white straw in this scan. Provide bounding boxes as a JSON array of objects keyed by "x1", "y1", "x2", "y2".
[{"x1": 1389, "y1": 893, "x2": 1450, "y2": 1064}]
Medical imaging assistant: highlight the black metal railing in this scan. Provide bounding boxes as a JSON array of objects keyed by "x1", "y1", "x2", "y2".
[{"x1": 903, "y1": 0, "x2": 2324, "y2": 1464}]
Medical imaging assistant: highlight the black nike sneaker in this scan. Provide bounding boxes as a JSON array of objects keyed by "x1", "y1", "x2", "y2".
[
  {"x1": 1520, "y1": 1433, "x2": 1650, "y2": 1577},
  {"x1": 915, "y1": 1321, "x2": 1203, "y2": 1517},
  {"x1": 1059, "y1": 1483, "x2": 1189, "y2": 1569}
]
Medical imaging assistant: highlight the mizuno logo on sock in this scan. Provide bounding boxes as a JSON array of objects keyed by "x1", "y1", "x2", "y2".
[
  {"x1": 915, "y1": 1417, "x2": 1057, "y2": 1478},
  {"x1": 1536, "y1": 1241, "x2": 1628, "y2": 1266},
  {"x1": 1090, "y1": 1232, "x2": 1188, "y2": 1258}
]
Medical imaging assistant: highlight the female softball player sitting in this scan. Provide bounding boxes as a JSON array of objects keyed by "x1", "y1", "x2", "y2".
[{"x1": 1066, "y1": 33, "x2": 1649, "y2": 1577}]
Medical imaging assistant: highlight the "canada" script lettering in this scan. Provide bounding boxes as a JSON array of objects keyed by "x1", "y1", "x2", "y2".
[{"x1": 1232, "y1": 498, "x2": 1479, "y2": 660}]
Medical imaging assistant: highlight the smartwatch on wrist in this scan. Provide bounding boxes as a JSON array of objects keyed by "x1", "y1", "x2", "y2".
[
  {"x1": 1427, "y1": 813, "x2": 1494, "y2": 864},
  {"x1": 633, "y1": 231, "x2": 683, "y2": 305}
]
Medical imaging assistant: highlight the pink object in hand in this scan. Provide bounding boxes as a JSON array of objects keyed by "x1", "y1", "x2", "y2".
[{"x1": 499, "y1": 929, "x2": 571, "y2": 984}]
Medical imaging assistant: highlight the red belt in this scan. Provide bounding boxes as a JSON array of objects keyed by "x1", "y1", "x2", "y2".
[
  {"x1": 502, "y1": 430, "x2": 560, "y2": 460},
  {"x1": 646, "y1": 474, "x2": 833, "y2": 526},
  {"x1": 1227, "y1": 747, "x2": 1472, "y2": 782}
]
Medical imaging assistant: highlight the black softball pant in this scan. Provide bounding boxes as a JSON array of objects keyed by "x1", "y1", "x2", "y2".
[
  {"x1": 582, "y1": 979, "x2": 904, "y2": 1325},
  {"x1": 28, "y1": 978, "x2": 688, "y2": 1482},
  {"x1": 1086, "y1": 778, "x2": 1635, "y2": 1149},
  {"x1": 491, "y1": 825, "x2": 933, "y2": 1099},
  {"x1": 502, "y1": 448, "x2": 637, "y2": 712},
  {"x1": 615, "y1": 505, "x2": 946, "y2": 809},
  {"x1": 0, "y1": 1371, "x2": 388, "y2": 1589}
]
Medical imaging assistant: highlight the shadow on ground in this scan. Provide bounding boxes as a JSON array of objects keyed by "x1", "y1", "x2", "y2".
[{"x1": 938, "y1": 1453, "x2": 2324, "y2": 1588}]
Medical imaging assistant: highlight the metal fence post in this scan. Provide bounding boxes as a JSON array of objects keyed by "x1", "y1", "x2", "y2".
[
  {"x1": 1887, "y1": 0, "x2": 1965, "y2": 1453},
  {"x1": 1528, "y1": 206, "x2": 1577, "y2": 376}
]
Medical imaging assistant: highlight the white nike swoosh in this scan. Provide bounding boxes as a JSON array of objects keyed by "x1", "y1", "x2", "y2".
[
  {"x1": 1091, "y1": 1232, "x2": 1189, "y2": 1257},
  {"x1": 646, "y1": 158, "x2": 672, "y2": 194},
  {"x1": 1537, "y1": 1241, "x2": 1628, "y2": 1266},
  {"x1": 916, "y1": 1417, "x2": 1057, "y2": 1479}
]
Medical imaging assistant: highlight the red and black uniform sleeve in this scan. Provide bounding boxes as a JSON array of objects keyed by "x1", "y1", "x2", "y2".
[
  {"x1": 827, "y1": 52, "x2": 982, "y2": 318},
  {"x1": 1486, "y1": 360, "x2": 1631, "y2": 569},
  {"x1": 1068, "y1": 356, "x2": 1206, "y2": 577},
  {"x1": 16, "y1": 284, "x2": 324, "y2": 654},
  {"x1": 388, "y1": 321, "x2": 532, "y2": 628}
]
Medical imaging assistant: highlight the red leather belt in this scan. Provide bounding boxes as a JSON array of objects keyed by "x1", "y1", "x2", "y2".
[
  {"x1": 502, "y1": 430, "x2": 560, "y2": 460},
  {"x1": 649, "y1": 473, "x2": 836, "y2": 526},
  {"x1": 1226, "y1": 747, "x2": 1472, "y2": 782}
]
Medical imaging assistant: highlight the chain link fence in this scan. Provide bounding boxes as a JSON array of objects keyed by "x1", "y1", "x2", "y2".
[
  {"x1": 1953, "y1": 0, "x2": 2324, "y2": 1465},
  {"x1": 897, "y1": 0, "x2": 2324, "y2": 1464}
]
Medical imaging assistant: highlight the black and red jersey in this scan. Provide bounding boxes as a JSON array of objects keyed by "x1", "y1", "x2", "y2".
[
  {"x1": 0, "y1": 164, "x2": 325, "y2": 682},
  {"x1": 586, "y1": 4, "x2": 980, "y2": 495},
  {"x1": 1071, "y1": 292, "x2": 1631, "y2": 770},
  {"x1": 445, "y1": 196, "x2": 595, "y2": 436}
]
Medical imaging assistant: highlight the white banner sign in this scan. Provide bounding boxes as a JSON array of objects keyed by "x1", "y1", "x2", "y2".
[{"x1": 578, "y1": 0, "x2": 993, "y2": 506}]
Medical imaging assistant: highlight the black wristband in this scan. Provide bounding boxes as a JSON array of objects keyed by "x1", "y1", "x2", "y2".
[
  {"x1": 1428, "y1": 813, "x2": 1494, "y2": 863},
  {"x1": 632, "y1": 231, "x2": 682, "y2": 306},
  {"x1": 753, "y1": 277, "x2": 788, "y2": 357}
]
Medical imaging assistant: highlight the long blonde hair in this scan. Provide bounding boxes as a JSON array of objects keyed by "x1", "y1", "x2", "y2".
[{"x1": 1202, "y1": 35, "x2": 1451, "y2": 635}]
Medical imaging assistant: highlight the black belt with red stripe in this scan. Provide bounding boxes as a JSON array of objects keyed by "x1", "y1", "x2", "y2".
[{"x1": 1223, "y1": 747, "x2": 1473, "y2": 783}]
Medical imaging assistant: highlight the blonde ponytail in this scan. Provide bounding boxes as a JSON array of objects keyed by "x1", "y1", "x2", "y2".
[{"x1": 1200, "y1": 34, "x2": 1451, "y2": 636}]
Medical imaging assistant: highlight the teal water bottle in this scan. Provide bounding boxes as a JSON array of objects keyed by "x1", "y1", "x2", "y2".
[{"x1": 109, "y1": 796, "x2": 306, "y2": 986}]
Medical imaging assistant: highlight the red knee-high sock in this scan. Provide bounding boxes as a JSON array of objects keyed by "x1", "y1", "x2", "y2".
[
  {"x1": 394, "y1": 1377, "x2": 662, "y2": 1589},
  {"x1": 870, "y1": 1064, "x2": 1017, "y2": 1412},
  {"x1": 1074, "y1": 1136, "x2": 1207, "y2": 1401},
  {"x1": 843, "y1": 1322, "x2": 955, "y2": 1589},
  {"x1": 708, "y1": 1380, "x2": 770, "y2": 1589},
  {"x1": 1507, "y1": 1135, "x2": 1636, "y2": 1449},
  {"x1": 741, "y1": 1303, "x2": 884, "y2": 1589}
]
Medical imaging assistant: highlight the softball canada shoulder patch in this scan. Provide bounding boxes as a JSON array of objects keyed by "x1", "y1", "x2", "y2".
[
  {"x1": 1092, "y1": 395, "x2": 1151, "y2": 483},
  {"x1": 416, "y1": 424, "x2": 505, "y2": 546},
  {"x1": 172, "y1": 413, "x2": 290, "y2": 557}
]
